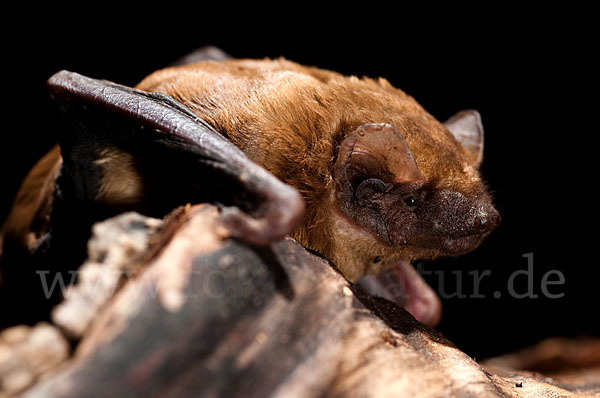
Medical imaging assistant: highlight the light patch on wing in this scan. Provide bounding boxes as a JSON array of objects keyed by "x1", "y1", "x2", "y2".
[{"x1": 94, "y1": 148, "x2": 143, "y2": 206}]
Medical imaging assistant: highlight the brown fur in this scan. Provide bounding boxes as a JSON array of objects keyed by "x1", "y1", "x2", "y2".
[
  {"x1": 137, "y1": 58, "x2": 486, "y2": 281},
  {"x1": 94, "y1": 147, "x2": 143, "y2": 206},
  {"x1": 1, "y1": 146, "x2": 61, "y2": 251},
  {"x1": 0, "y1": 146, "x2": 144, "y2": 255}
]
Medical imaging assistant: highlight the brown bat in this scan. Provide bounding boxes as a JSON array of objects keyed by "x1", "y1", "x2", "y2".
[{"x1": 0, "y1": 48, "x2": 499, "y2": 327}]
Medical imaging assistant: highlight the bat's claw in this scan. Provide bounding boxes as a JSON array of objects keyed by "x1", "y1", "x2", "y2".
[{"x1": 220, "y1": 187, "x2": 305, "y2": 245}]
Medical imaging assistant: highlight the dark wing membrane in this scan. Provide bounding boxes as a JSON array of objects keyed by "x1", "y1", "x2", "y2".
[{"x1": 47, "y1": 71, "x2": 304, "y2": 245}]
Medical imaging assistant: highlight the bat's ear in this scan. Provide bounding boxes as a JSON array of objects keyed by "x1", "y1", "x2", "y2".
[
  {"x1": 444, "y1": 110, "x2": 484, "y2": 168},
  {"x1": 170, "y1": 46, "x2": 232, "y2": 66},
  {"x1": 335, "y1": 123, "x2": 425, "y2": 187}
]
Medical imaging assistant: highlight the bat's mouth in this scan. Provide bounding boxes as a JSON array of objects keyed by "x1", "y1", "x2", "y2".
[{"x1": 357, "y1": 260, "x2": 441, "y2": 327}]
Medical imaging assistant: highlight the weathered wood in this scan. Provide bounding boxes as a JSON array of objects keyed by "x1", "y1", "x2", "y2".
[
  {"x1": 0, "y1": 323, "x2": 68, "y2": 397},
  {"x1": 12, "y1": 205, "x2": 599, "y2": 397},
  {"x1": 483, "y1": 337, "x2": 600, "y2": 396}
]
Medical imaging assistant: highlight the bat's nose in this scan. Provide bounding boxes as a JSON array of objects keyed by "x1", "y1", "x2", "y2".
[
  {"x1": 470, "y1": 205, "x2": 501, "y2": 235},
  {"x1": 438, "y1": 203, "x2": 500, "y2": 255}
]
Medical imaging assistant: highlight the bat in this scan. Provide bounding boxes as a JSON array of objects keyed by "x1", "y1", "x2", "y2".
[{"x1": 0, "y1": 47, "x2": 499, "y2": 327}]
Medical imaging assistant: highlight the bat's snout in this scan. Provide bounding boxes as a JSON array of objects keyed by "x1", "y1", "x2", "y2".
[
  {"x1": 416, "y1": 190, "x2": 500, "y2": 256},
  {"x1": 470, "y1": 204, "x2": 500, "y2": 235},
  {"x1": 438, "y1": 202, "x2": 500, "y2": 255}
]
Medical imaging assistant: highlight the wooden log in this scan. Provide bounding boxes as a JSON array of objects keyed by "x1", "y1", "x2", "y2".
[{"x1": 17, "y1": 205, "x2": 600, "y2": 397}]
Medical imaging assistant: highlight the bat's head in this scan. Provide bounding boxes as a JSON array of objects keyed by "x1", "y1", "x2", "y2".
[
  {"x1": 333, "y1": 115, "x2": 499, "y2": 264},
  {"x1": 319, "y1": 109, "x2": 499, "y2": 326}
]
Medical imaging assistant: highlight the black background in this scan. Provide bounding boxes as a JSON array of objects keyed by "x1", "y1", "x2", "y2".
[{"x1": 1, "y1": 10, "x2": 595, "y2": 360}]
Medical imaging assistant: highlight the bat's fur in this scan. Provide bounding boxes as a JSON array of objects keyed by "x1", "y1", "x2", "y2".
[
  {"x1": 1, "y1": 146, "x2": 61, "y2": 251},
  {"x1": 93, "y1": 148, "x2": 144, "y2": 206},
  {"x1": 137, "y1": 59, "x2": 491, "y2": 281}
]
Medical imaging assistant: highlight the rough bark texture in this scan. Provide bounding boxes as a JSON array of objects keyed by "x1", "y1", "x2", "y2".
[{"x1": 1, "y1": 205, "x2": 596, "y2": 397}]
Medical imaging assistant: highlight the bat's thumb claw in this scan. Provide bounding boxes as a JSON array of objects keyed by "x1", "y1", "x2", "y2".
[{"x1": 219, "y1": 189, "x2": 304, "y2": 245}]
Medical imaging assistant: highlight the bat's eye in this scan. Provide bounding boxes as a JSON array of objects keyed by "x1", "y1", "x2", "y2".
[
  {"x1": 355, "y1": 178, "x2": 386, "y2": 201},
  {"x1": 405, "y1": 197, "x2": 418, "y2": 207}
]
